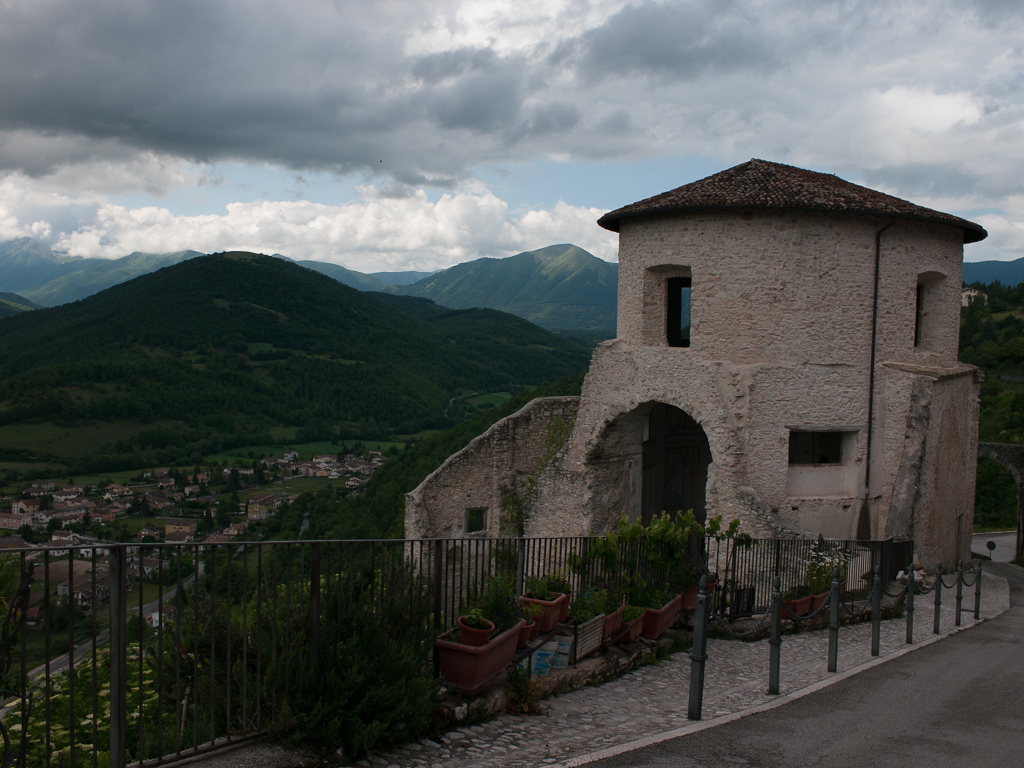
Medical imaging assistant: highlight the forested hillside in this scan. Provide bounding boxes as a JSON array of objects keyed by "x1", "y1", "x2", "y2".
[
  {"x1": 269, "y1": 372, "x2": 587, "y2": 539},
  {"x1": 960, "y1": 280, "x2": 1024, "y2": 529},
  {"x1": 0, "y1": 253, "x2": 591, "y2": 478}
]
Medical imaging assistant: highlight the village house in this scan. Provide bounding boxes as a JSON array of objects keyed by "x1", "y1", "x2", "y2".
[
  {"x1": 11, "y1": 498, "x2": 40, "y2": 516},
  {"x1": 58, "y1": 574, "x2": 111, "y2": 609},
  {"x1": 165, "y1": 520, "x2": 198, "y2": 537},
  {"x1": 961, "y1": 287, "x2": 987, "y2": 307},
  {"x1": 0, "y1": 512, "x2": 30, "y2": 531},
  {"x1": 164, "y1": 530, "x2": 193, "y2": 543},
  {"x1": 405, "y1": 160, "x2": 986, "y2": 569}
]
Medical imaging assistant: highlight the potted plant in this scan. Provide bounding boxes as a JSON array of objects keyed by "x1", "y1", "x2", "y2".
[
  {"x1": 783, "y1": 584, "x2": 814, "y2": 617},
  {"x1": 458, "y1": 607, "x2": 494, "y2": 646},
  {"x1": 632, "y1": 579, "x2": 683, "y2": 640},
  {"x1": 516, "y1": 602, "x2": 543, "y2": 649},
  {"x1": 520, "y1": 575, "x2": 568, "y2": 632},
  {"x1": 436, "y1": 575, "x2": 525, "y2": 695},
  {"x1": 619, "y1": 605, "x2": 646, "y2": 642},
  {"x1": 804, "y1": 542, "x2": 847, "y2": 612},
  {"x1": 568, "y1": 587, "x2": 607, "y2": 661}
]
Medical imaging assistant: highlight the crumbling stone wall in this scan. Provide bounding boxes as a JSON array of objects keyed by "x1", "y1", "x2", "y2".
[{"x1": 404, "y1": 397, "x2": 580, "y2": 539}]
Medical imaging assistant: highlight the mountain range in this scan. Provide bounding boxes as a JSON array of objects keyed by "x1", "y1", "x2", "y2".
[
  {"x1": 0, "y1": 238, "x2": 619, "y2": 334},
  {"x1": 962, "y1": 257, "x2": 1024, "y2": 287}
]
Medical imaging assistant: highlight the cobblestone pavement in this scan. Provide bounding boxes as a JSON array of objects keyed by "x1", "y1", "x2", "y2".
[{"x1": 362, "y1": 574, "x2": 1010, "y2": 768}]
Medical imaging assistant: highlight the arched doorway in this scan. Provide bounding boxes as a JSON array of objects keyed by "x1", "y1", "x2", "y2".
[{"x1": 641, "y1": 403, "x2": 712, "y2": 525}]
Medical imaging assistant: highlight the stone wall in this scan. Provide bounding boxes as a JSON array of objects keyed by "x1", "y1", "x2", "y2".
[{"x1": 404, "y1": 397, "x2": 580, "y2": 539}]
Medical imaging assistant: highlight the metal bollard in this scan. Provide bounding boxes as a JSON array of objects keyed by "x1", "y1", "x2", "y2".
[
  {"x1": 955, "y1": 560, "x2": 964, "y2": 627},
  {"x1": 906, "y1": 564, "x2": 915, "y2": 645},
  {"x1": 687, "y1": 575, "x2": 709, "y2": 720},
  {"x1": 933, "y1": 563, "x2": 942, "y2": 635},
  {"x1": 828, "y1": 567, "x2": 840, "y2": 673},
  {"x1": 974, "y1": 560, "x2": 983, "y2": 621},
  {"x1": 768, "y1": 576, "x2": 782, "y2": 695},
  {"x1": 870, "y1": 565, "x2": 881, "y2": 657}
]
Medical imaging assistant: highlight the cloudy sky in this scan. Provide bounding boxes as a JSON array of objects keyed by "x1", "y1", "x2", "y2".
[{"x1": 1, "y1": 0, "x2": 1022, "y2": 271}]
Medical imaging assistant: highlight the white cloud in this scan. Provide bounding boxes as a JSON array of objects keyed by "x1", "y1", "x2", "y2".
[{"x1": 45, "y1": 185, "x2": 617, "y2": 270}]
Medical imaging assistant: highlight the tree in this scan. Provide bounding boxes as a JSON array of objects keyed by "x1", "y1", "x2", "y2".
[{"x1": 47, "y1": 517, "x2": 62, "y2": 532}]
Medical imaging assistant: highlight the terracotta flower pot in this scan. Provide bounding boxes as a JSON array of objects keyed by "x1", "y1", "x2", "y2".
[
  {"x1": 559, "y1": 591, "x2": 572, "y2": 622},
  {"x1": 619, "y1": 612, "x2": 645, "y2": 642},
  {"x1": 458, "y1": 616, "x2": 495, "y2": 646},
  {"x1": 641, "y1": 593, "x2": 684, "y2": 639},
  {"x1": 809, "y1": 592, "x2": 829, "y2": 612},
  {"x1": 602, "y1": 604, "x2": 624, "y2": 639},
  {"x1": 436, "y1": 619, "x2": 526, "y2": 696},
  {"x1": 680, "y1": 587, "x2": 699, "y2": 611},
  {"x1": 784, "y1": 594, "x2": 812, "y2": 617},
  {"x1": 520, "y1": 593, "x2": 567, "y2": 632},
  {"x1": 517, "y1": 619, "x2": 535, "y2": 649},
  {"x1": 528, "y1": 618, "x2": 541, "y2": 642}
]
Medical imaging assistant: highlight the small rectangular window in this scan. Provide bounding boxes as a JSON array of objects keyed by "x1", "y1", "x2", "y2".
[
  {"x1": 914, "y1": 284, "x2": 925, "y2": 347},
  {"x1": 789, "y1": 431, "x2": 843, "y2": 465},
  {"x1": 466, "y1": 508, "x2": 486, "y2": 533},
  {"x1": 666, "y1": 276, "x2": 691, "y2": 348}
]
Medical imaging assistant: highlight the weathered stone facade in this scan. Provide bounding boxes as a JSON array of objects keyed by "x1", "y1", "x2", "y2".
[{"x1": 405, "y1": 161, "x2": 985, "y2": 568}]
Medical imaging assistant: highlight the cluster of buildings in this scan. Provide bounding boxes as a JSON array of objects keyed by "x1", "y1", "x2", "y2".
[{"x1": 261, "y1": 450, "x2": 388, "y2": 488}]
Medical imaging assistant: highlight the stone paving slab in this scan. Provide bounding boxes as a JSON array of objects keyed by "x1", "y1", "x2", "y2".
[{"x1": 363, "y1": 572, "x2": 1010, "y2": 768}]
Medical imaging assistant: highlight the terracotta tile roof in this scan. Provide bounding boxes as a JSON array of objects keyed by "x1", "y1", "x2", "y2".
[{"x1": 597, "y1": 159, "x2": 987, "y2": 243}]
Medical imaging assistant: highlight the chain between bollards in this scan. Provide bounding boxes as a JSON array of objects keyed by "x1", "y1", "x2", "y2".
[
  {"x1": 687, "y1": 575, "x2": 709, "y2": 721},
  {"x1": 955, "y1": 560, "x2": 964, "y2": 627},
  {"x1": 768, "y1": 576, "x2": 782, "y2": 695},
  {"x1": 827, "y1": 567, "x2": 840, "y2": 673},
  {"x1": 906, "y1": 564, "x2": 915, "y2": 644},
  {"x1": 933, "y1": 563, "x2": 942, "y2": 635},
  {"x1": 974, "y1": 560, "x2": 983, "y2": 620},
  {"x1": 870, "y1": 565, "x2": 881, "y2": 657}
]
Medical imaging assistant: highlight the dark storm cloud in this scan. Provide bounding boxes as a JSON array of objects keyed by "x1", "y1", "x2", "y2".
[{"x1": 575, "y1": 0, "x2": 786, "y2": 82}]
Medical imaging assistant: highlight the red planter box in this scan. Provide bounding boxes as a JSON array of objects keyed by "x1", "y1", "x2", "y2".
[
  {"x1": 619, "y1": 613, "x2": 645, "y2": 642},
  {"x1": 520, "y1": 593, "x2": 567, "y2": 632},
  {"x1": 641, "y1": 594, "x2": 683, "y2": 639},
  {"x1": 435, "y1": 619, "x2": 526, "y2": 696},
  {"x1": 602, "y1": 604, "x2": 624, "y2": 638}
]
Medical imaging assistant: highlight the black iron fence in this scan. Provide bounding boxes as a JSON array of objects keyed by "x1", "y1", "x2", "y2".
[{"x1": 0, "y1": 534, "x2": 916, "y2": 767}]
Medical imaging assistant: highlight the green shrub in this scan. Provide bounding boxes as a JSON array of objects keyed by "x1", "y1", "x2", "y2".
[{"x1": 272, "y1": 573, "x2": 440, "y2": 758}]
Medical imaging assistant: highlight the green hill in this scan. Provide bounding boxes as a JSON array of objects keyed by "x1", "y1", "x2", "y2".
[
  {"x1": 0, "y1": 292, "x2": 39, "y2": 318},
  {"x1": 395, "y1": 244, "x2": 618, "y2": 333},
  {"x1": 0, "y1": 252, "x2": 591, "y2": 476}
]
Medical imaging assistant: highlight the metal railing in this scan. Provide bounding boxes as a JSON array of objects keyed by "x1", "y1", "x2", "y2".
[
  {"x1": 706, "y1": 536, "x2": 916, "y2": 617},
  {"x1": 0, "y1": 533, "x2": 914, "y2": 767}
]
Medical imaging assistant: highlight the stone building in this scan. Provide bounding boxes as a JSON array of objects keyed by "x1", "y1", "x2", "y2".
[{"x1": 405, "y1": 160, "x2": 987, "y2": 568}]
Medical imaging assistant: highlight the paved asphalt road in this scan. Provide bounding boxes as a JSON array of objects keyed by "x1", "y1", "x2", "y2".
[
  {"x1": 586, "y1": 562, "x2": 1024, "y2": 768},
  {"x1": 973, "y1": 531, "x2": 1019, "y2": 562}
]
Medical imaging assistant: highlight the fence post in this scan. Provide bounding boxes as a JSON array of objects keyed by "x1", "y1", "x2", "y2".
[
  {"x1": 906, "y1": 565, "x2": 915, "y2": 645},
  {"x1": 933, "y1": 563, "x2": 942, "y2": 635},
  {"x1": 955, "y1": 560, "x2": 963, "y2": 627},
  {"x1": 432, "y1": 539, "x2": 443, "y2": 674},
  {"x1": 309, "y1": 542, "x2": 321, "y2": 668},
  {"x1": 687, "y1": 576, "x2": 709, "y2": 720},
  {"x1": 870, "y1": 565, "x2": 881, "y2": 657},
  {"x1": 516, "y1": 537, "x2": 526, "y2": 600},
  {"x1": 768, "y1": 576, "x2": 781, "y2": 695},
  {"x1": 827, "y1": 567, "x2": 839, "y2": 673},
  {"x1": 109, "y1": 544, "x2": 128, "y2": 768},
  {"x1": 974, "y1": 560, "x2": 983, "y2": 621}
]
